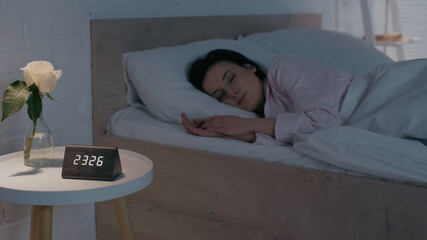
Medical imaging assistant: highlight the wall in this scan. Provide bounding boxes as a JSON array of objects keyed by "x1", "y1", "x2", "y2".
[
  {"x1": 0, "y1": 0, "x2": 326, "y2": 239},
  {"x1": 334, "y1": 0, "x2": 427, "y2": 61}
]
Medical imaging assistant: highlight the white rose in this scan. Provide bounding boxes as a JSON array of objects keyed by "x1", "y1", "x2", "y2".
[{"x1": 21, "y1": 61, "x2": 62, "y2": 93}]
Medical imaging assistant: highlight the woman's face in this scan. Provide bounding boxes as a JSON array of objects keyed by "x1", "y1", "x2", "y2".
[{"x1": 202, "y1": 61, "x2": 265, "y2": 113}]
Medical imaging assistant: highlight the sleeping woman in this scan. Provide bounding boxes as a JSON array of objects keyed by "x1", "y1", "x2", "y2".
[{"x1": 181, "y1": 49, "x2": 427, "y2": 146}]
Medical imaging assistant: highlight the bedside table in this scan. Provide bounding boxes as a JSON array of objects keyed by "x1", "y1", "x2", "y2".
[{"x1": 0, "y1": 146, "x2": 153, "y2": 240}]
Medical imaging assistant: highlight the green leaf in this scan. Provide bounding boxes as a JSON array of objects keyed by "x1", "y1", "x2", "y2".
[
  {"x1": 1, "y1": 80, "x2": 30, "y2": 122},
  {"x1": 26, "y1": 84, "x2": 42, "y2": 124},
  {"x1": 46, "y1": 92, "x2": 57, "y2": 102}
]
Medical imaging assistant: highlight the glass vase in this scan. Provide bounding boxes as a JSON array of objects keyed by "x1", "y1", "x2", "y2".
[{"x1": 23, "y1": 113, "x2": 54, "y2": 167}]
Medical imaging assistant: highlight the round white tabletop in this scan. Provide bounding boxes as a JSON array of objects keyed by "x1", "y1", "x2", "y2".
[{"x1": 0, "y1": 146, "x2": 153, "y2": 205}]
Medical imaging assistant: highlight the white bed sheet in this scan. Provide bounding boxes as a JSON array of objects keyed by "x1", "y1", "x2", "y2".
[
  {"x1": 294, "y1": 126, "x2": 427, "y2": 184},
  {"x1": 107, "y1": 106, "x2": 426, "y2": 185},
  {"x1": 107, "y1": 106, "x2": 347, "y2": 173}
]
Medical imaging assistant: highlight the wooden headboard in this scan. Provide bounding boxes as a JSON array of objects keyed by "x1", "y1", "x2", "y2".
[{"x1": 90, "y1": 13, "x2": 321, "y2": 143}]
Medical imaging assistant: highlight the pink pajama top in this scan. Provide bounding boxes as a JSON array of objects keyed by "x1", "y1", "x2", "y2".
[{"x1": 254, "y1": 56, "x2": 354, "y2": 145}]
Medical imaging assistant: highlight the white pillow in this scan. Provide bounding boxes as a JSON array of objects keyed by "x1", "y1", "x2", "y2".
[
  {"x1": 239, "y1": 29, "x2": 393, "y2": 75},
  {"x1": 123, "y1": 39, "x2": 277, "y2": 124}
]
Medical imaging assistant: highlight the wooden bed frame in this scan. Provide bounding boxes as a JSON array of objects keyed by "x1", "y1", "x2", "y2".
[{"x1": 91, "y1": 14, "x2": 427, "y2": 240}]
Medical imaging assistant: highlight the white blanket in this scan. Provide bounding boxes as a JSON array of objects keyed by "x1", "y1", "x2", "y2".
[{"x1": 293, "y1": 59, "x2": 427, "y2": 183}]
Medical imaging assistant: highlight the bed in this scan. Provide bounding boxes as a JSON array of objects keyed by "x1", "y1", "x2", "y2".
[{"x1": 91, "y1": 14, "x2": 427, "y2": 240}]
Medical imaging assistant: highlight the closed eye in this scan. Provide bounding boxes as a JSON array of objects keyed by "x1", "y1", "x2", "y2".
[
  {"x1": 228, "y1": 73, "x2": 236, "y2": 83},
  {"x1": 227, "y1": 72, "x2": 235, "y2": 83},
  {"x1": 213, "y1": 89, "x2": 224, "y2": 102}
]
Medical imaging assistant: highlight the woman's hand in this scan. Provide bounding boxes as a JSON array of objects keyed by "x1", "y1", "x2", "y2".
[
  {"x1": 181, "y1": 113, "x2": 256, "y2": 142},
  {"x1": 196, "y1": 115, "x2": 275, "y2": 138},
  {"x1": 194, "y1": 115, "x2": 254, "y2": 136},
  {"x1": 181, "y1": 113, "x2": 222, "y2": 138}
]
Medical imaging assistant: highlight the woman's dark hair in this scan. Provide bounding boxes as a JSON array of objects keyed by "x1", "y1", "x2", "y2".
[{"x1": 188, "y1": 49, "x2": 267, "y2": 91}]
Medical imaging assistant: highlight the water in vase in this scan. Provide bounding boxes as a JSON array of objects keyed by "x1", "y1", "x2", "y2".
[{"x1": 23, "y1": 132, "x2": 54, "y2": 167}]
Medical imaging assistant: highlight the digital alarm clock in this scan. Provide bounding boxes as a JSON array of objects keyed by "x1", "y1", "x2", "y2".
[{"x1": 61, "y1": 145, "x2": 122, "y2": 181}]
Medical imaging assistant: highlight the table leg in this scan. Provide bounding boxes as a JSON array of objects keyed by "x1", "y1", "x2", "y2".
[
  {"x1": 113, "y1": 197, "x2": 134, "y2": 240},
  {"x1": 30, "y1": 205, "x2": 53, "y2": 240}
]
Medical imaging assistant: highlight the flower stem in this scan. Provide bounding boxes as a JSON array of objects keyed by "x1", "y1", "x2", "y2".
[{"x1": 24, "y1": 121, "x2": 37, "y2": 159}]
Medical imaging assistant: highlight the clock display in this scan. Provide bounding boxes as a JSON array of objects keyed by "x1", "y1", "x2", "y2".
[
  {"x1": 73, "y1": 155, "x2": 104, "y2": 167},
  {"x1": 62, "y1": 145, "x2": 122, "y2": 181}
]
